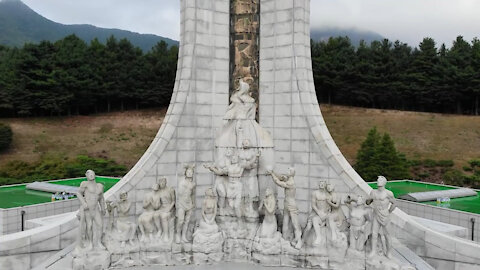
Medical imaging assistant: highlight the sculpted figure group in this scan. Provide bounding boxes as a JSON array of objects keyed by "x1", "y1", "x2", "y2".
[
  {"x1": 73, "y1": 167, "x2": 401, "y2": 269},
  {"x1": 73, "y1": 78, "x2": 400, "y2": 268}
]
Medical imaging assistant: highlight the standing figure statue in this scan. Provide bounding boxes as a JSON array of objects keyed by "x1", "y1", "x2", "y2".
[
  {"x1": 155, "y1": 177, "x2": 176, "y2": 242},
  {"x1": 303, "y1": 181, "x2": 330, "y2": 245},
  {"x1": 176, "y1": 164, "x2": 196, "y2": 243},
  {"x1": 367, "y1": 176, "x2": 397, "y2": 258},
  {"x1": 77, "y1": 169, "x2": 106, "y2": 250},
  {"x1": 268, "y1": 167, "x2": 303, "y2": 249},
  {"x1": 346, "y1": 195, "x2": 371, "y2": 252},
  {"x1": 326, "y1": 183, "x2": 346, "y2": 242},
  {"x1": 239, "y1": 139, "x2": 260, "y2": 217},
  {"x1": 205, "y1": 154, "x2": 245, "y2": 223},
  {"x1": 107, "y1": 192, "x2": 136, "y2": 248},
  {"x1": 138, "y1": 182, "x2": 162, "y2": 242}
]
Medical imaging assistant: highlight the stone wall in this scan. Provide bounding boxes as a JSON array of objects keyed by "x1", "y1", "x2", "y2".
[
  {"x1": 258, "y1": 0, "x2": 370, "y2": 220},
  {"x1": 105, "y1": 0, "x2": 231, "y2": 217},
  {"x1": 0, "y1": 200, "x2": 80, "y2": 235},
  {"x1": 396, "y1": 199, "x2": 480, "y2": 242}
]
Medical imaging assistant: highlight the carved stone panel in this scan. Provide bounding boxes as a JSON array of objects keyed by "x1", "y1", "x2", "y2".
[{"x1": 230, "y1": 0, "x2": 260, "y2": 119}]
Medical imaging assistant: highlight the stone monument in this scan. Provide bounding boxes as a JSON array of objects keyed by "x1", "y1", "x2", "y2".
[
  {"x1": 10, "y1": 0, "x2": 472, "y2": 269},
  {"x1": 72, "y1": 170, "x2": 110, "y2": 270},
  {"x1": 68, "y1": 0, "x2": 414, "y2": 269}
]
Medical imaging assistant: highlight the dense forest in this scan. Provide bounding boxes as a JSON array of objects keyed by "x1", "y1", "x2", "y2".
[
  {"x1": 0, "y1": 35, "x2": 178, "y2": 117},
  {"x1": 1, "y1": 34, "x2": 480, "y2": 117},
  {"x1": 312, "y1": 36, "x2": 480, "y2": 115}
]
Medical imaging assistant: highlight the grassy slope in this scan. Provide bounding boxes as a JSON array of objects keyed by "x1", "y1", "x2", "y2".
[
  {"x1": 0, "y1": 105, "x2": 478, "y2": 172},
  {"x1": 0, "y1": 109, "x2": 165, "y2": 168},
  {"x1": 321, "y1": 105, "x2": 480, "y2": 169}
]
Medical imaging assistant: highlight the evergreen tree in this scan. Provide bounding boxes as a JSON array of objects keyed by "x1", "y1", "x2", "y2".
[
  {"x1": 313, "y1": 36, "x2": 355, "y2": 105},
  {"x1": 472, "y1": 38, "x2": 480, "y2": 115},
  {"x1": 16, "y1": 41, "x2": 58, "y2": 116},
  {"x1": 0, "y1": 123, "x2": 12, "y2": 152},
  {"x1": 445, "y1": 36, "x2": 473, "y2": 114},
  {"x1": 354, "y1": 127, "x2": 381, "y2": 181},
  {"x1": 142, "y1": 41, "x2": 177, "y2": 107},
  {"x1": 355, "y1": 127, "x2": 410, "y2": 181},
  {"x1": 407, "y1": 37, "x2": 440, "y2": 112},
  {"x1": 377, "y1": 133, "x2": 410, "y2": 179},
  {"x1": 85, "y1": 38, "x2": 108, "y2": 114},
  {"x1": 348, "y1": 40, "x2": 378, "y2": 107},
  {"x1": 54, "y1": 34, "x2": 88, "y2": 115}
]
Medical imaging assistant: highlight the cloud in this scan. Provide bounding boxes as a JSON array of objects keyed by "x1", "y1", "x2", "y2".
[
  {"x1": 311, "y1": 0, "x2": 480, "y2": 46},
  {"x1": 22, "y1": 0, "x2": 480, "y2": 46}
]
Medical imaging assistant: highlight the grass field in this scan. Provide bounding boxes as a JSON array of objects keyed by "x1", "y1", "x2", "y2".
[
  {"x1": 321, "y1": 105, "x2": 480, "y2": 169},
  {"x1": 0, "y1": 109, "x2": 165, "y2": 168},
  {"x1": 0, "y1": 105, "x2": 479, "y2": 174}
]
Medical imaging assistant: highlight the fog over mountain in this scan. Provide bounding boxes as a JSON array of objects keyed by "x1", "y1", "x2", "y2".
[{"x1": 310, "y1": 27, "x2": 384, "y2": 46}]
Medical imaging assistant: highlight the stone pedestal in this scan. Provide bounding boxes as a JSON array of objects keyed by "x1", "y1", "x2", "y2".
[
  {"x1": 343, "y1": 249, "x2": 366, "y2": 270},
  {"x1": 105, "y1": 236, "x2": 141, "y2": 268},
  {"x1": 327, "y1": 231, "x2": 348, "y2": 268},
  {"x1": 72, "y1": 249, "x2": 110, "y2": 270},
  {"x1": 366, "y1": 254, "x2": 414, "y2": 270},
  {"x1": 280, "y1": 240, "x2": 304, "y2": 268},
  {"x1": 192, "y1": 230, "x2": 224, "y2": 265},
  {"x1": 251, "y1": 231, "x2": 282, "y2": 266},
  {"x1": 172, "y1": 242, "x2": 192, "y2": 265},
  {"x1": 139, "y1": 241, "x2": 174, "y2": 266}
]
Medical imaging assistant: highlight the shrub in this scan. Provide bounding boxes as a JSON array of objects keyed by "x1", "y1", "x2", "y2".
[
  {"x1": 0, "y1": 155, "x2": 127, "y2": 185},
  {"x1": 468, "y1": 159, "x2": 480, "y2": 169},
  {"x1": 65, "y1": 155, "x2": 127, "y2": 178},
  {"x1": 0, "y1": 123, "x2": 13, "y2": 151},
  {"x1": 436, "y1": 160, "x2": 454, "y2": 167},
  {"x1": 355, "y1": 127, "x2": 410, "y2": 181},
  {"x1": 422, "y1": 159, "x2": 437, "y2": 168},
  {"x1": 443, "y1": 169, "x2": 465, "y2": 186}
]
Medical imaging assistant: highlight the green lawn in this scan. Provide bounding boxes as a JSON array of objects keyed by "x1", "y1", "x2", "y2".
[
  {"x1": 369, "y1": 180, "x2": 480, "y2": 214},
  {"x1": 0, "y1": 176, "x2": 120, "y2": 209}
]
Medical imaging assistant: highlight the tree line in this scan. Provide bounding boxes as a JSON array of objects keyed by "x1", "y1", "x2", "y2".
[
  {"x1": 0, "y1": 35, "x2": 178, "y2": 117},
  {"x1": 1, "y1": 34, "x2": 480, "y2": 117},
  {"x1": 312, "y1": 36, "x2": 480, "y2": 115}
]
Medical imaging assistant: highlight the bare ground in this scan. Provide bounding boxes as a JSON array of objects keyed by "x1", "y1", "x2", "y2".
[
  {"x1": 321, "y1": 105, "x2": 480, "y2": 169},
  {"x1": 0, "y1": 109, "x2": 165, "y2": 168},
  {"x1": 0, "y1": 105, "x2": 479, "y2": 171}
]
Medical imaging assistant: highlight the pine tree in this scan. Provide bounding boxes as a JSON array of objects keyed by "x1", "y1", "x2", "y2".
[
  {"x1": 355, "y1": 127, "x2": 410, "y2": 181},
  {"x1": 354, "y1": 127, "x2": 381, "y2": 181},
  {"x1": 470, "y1": 38, "x2": 480, "y2": 115},
  {"x1": 377, "y1": 133, "x2": 410, "y2": 179},
  {"x1": 0, "y1": 123, "x2": 12, "y2": 152},
  {"x1": 445, "y1": 36, "x2": 473, "y2": 114}
]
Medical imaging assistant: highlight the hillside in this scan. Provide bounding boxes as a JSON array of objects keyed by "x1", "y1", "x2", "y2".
[
  {"x1": 311, "y1": 27, "x2": 384, "y2": 46},
  {"x1": 0, "y1": 0, "x2": 177, "y2": 51},
  {"x1": 0, "y1": 106, "x2": 478, "y2": 178},
  {"x1": 0, "y1": 0, "x2": 385, "y2": 51}
]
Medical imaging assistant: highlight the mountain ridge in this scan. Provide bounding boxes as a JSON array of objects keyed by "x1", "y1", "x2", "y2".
[
  {"x1": 0, "y1": 0, "x2": 384, "y2": 51},
  {"x1": 311, "y1": 26, "x2": 384, "y2": 46},
  {"x1": 0, "y1": 0, "x2": 178, "y2": 51}
]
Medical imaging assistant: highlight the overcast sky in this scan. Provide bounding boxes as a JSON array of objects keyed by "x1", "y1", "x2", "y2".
[{"x1": 21, "y1": 0, "x2": 480, "y2": 47}]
